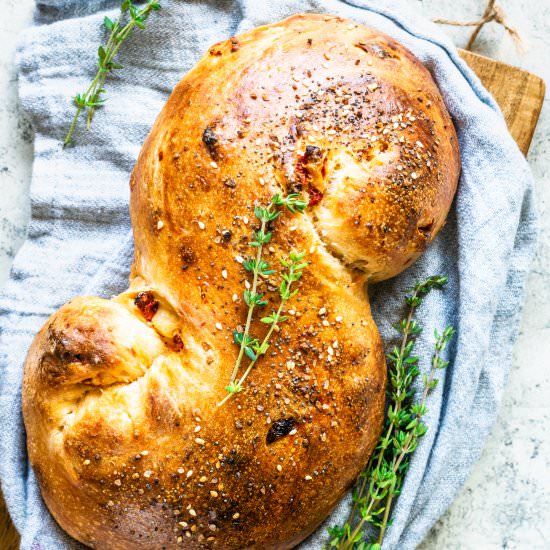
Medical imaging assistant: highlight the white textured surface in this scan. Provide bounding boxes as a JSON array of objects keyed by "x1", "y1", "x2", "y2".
[{"x1": 0, "y1": 1, "x2": 548, "y2": 549}]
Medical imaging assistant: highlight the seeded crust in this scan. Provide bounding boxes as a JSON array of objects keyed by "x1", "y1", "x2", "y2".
[{"x1": 23, "y1": 13, "x2": 459, "y2": 550}]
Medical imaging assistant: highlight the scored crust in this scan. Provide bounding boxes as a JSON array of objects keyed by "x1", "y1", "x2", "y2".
[{"x1": 23, "y1": 13, "x2": 459, "y2": 549}]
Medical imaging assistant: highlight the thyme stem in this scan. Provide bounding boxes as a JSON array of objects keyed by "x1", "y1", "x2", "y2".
[
  {"x1": 63, "y1": 0, "x2": 161, "y2": 147},
  {"x1": 227, "y1": 216, "x2": 267, "y2": 386},
  {"x1": 328, "y1": 276, "x2": 454, "y2": 550},
  {"x1": 218, "y1": 193, "x2": 308, "y2": 407}
]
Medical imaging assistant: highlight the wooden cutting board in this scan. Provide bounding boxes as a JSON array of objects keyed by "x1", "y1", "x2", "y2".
[
  {"x1": 0, "y1": 51, "x2": 545, "y2": 550},
  {"x1": 459, "y1": 49, "x2": 545, "y2": 154}
]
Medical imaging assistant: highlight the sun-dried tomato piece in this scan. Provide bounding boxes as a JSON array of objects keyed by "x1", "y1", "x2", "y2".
[
  {"x1": 134, "y1": 291, "x2": 159, "y2": 322},
  {"x1": 172, "y1": 333, "x2": 184, "y2": 352},
  {"x1": 307, "y1": 185, "x2": 324, "y2": 206},
  {"x1": 266, "y1": 418, "x2": 296, "y2": 444}
]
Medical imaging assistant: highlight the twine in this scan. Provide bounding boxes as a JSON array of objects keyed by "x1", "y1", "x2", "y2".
[{"x1": 434, "y1": 0, "x2": 524, "y2": 52}]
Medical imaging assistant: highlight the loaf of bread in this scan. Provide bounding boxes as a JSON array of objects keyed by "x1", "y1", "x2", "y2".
[{"x1": 23, "y1": 13, "x2": 459, "y2": 549}]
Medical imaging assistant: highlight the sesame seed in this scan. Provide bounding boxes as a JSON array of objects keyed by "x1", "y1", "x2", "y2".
[
  {"x1": 215, "y1": 322, "x2": 223, "y2": 331},
  {"x1": 322, "y1": 320, "x2": 330, "y2": 327},
  {"x1": 335, "y1": 316, "x2": 343, "y2": 322},
  {"x1": 243, "y1": 216, "x2": 249, "y2": 225},
  {"x1": 194, "y1": 425, "x2": 201, "y2": 432},
  {"x1": 221, "y1": 269, "x2": 228, "y2": 279},
  {"x1": 259, "y1": 177, "x2": 265, "y2": 186},
  {"x1": 198, "y1": 221, "x2": 205, "y2": 230},
  {"x1": 318, "y1": 307, "x2": 327, "y2": 316},
  {"x1": 141, "y1": 450, "x2": 149, "y2": 456},
  {"x1": 114, "y1": 479, "x2": 122, "y2": 486},
  {"x1": 179, "y1": 522, "x2": 188, "y2": 529},
  {"x1": 210, "y1": 490, "x2": 219, "y2": 497},
  {"x1": 289, "y1": 429, "x2": 297, "y2": 436},
  {"x1": 83, "y1": 459, "x2": 91, "y2": 466},
  {"x1": 305, "y1": 475, "x2": 313, "y2": 481},
  {"x1": 210, "y1": 161, "x2": 218, "y2": 169},
  {"x1": 177, "y1": 468, "x2": 185, "y2": 474},
  {"x1": 189, "y1": 509, "x2": 197, "y2": 517},
  {"x1": 411, "y1": 172, "x2": 418, "y2": 179},
  {"x1": 143, "y1": 470, "x2": 152, "y2": 478},
  {"x1": 195, "y1": 437, "x2": 206, "y2": 445},
  {"x1": 232, "y1": 293, "x2": 238, "y2": 302},
  {"x1": 235, "y1": 255, "x2": 244, "y2": 263},
  {"x1": 157, "y1": 220, "x2": 164, "y2": 230},
  {"x1": 276, "y1": 465, "x2": 283, "y2": 472},
  {"x1": 187, "y1": 470, "x2": 194, "y2": 478},
  {"x1": 233, "y1": 512, "x2": 240, "y2": 519},
  {"x1": 199, "y1": 476, "x2": 208, "y2": 483}
]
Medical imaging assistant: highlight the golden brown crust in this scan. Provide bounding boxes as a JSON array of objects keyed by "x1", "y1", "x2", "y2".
[{"x1": 23, "y1": 14, "x2": 459, "y2": 549}]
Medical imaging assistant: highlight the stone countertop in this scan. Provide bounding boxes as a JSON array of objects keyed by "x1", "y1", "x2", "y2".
[{"x1": 0, "y1": 1, "x2": 548, "y2": 548}]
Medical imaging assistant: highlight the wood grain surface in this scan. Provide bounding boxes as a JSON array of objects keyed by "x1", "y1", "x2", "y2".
[
  {"x1": 0, "y1": 49, "x2": 545, "y2": 550},
  {"x1": 459, "y1": 49, "x2": 546, "y2": 155}
]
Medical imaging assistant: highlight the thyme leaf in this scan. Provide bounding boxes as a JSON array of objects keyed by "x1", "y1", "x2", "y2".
[
  {"x1": 217, "y1": 194, "x2": 307, "y2": 407},
  {"x1": 328, "y1": 275, "x2": 455, "y2": 549},
  {"x1": 63, "y1": 0, "x2": 161, "y2": 147}
]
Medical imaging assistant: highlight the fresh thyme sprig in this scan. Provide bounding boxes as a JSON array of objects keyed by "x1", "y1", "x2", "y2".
[
  {"x1": 63, "y1": 0, "x2": 161, "y2": 147},
  {"x1": 218, "y1": 194, "x2": 307, "y2": 407},
  {"x1": 328, "y1": 276, "x2": 455, "y2": 550}
]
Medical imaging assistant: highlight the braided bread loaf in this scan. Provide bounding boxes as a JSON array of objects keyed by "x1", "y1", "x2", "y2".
[{"x1": 23, "y1": 13, "x2": 459, "y2": 549}]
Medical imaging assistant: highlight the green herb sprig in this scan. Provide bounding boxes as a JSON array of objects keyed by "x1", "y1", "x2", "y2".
[
  {"x1": 63, "y1": 0, "x2": 161, "y2": 147},
  {"x1": 218, "y1": 194, "x2": 308, "y2": 407},
  {"x1": 328, "y1": 276, "x2": 455, "y2": 550}
]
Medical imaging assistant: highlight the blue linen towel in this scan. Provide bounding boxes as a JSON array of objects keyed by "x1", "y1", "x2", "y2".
[{"x1": 0, "y1": 0, "x2": 537, "y2": 548}]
